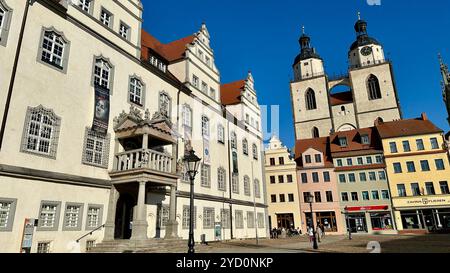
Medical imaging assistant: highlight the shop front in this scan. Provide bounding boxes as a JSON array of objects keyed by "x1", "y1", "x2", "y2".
[
  {"x1": 343, "y1": 206, "x2": 395, "y2": 234},
  {"x1": 305, "y1": 211, "x2": 338, "y2": 232}
]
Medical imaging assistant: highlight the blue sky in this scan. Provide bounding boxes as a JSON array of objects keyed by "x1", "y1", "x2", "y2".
[{"x1": 142, "y1": 0, "x2": 450, "y2": 149}]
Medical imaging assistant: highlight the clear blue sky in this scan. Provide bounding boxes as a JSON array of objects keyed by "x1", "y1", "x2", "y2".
[{"x1": 142, "y1": 0, "x2": 450, "y2": 149}]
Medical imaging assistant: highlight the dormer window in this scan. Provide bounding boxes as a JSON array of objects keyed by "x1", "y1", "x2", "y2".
[
  {"x1": 339, "y1": 137, "x2": 348, "y2": 147},
  {"x1": 361, "y1": 135, "x2": 370, "y2": 145},
  {"x1": 149, "y1": 55, "x2": 167, "y2": 72}
]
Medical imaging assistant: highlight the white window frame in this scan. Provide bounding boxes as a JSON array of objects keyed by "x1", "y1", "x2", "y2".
[
  {"x1": 244, "y1": 176, "x2": 251, "y2": 196},
  {"x1": 201, "y1": 164, "x2": 211, "y2": 188},
  {"x1": 217, "y1": 124, "x2": 224, "y2": 143},
  {"x1": 235, "y1": 210, "x2": 243, "y2": 229},
  {"x1": 82, "y1": 127, "x2": 110, "y2": 168},
  {"x1": 37, "y1": 242, "x2": 51, "y2": 253},
  {"x1": 203, "y1": 207, "x2": 215, "y2": 229},
  {"x1": 128, "y1": 76, "x2": 145, "y2": 107},
  {"x1": 182, "y1": 104, "x2": 193, "y2": 128},
  {"x1": 232, "y1": 174, "x2": 239, "y2": 194},
  {"x1": 201, "y1": 81, "x2": 208, "y2": 94},
  {"x1": 231, "y1": 132, "x2": 237, "y2": 149},
  {"x1": 100, "y1": 8, "x2": 113, "y2": 28},
  {"x1": 86, "y1": 204, "x2": 103, "y2": 230},
  {"x1": 182, "y1": 205, "x2": 197, "y2": 229},
  {"x1": 92, "y1": 56, "x2": 113, "y2": 90},
  {"x1": 192, "y1": 75, "x2": 199, "y2": 88},
  {"x1": 220, "y1": 209, "x2": 230, "y2": 229},
  {"x1": 0, "y1": 198, "x2": 17, "y2": 232},
  {"x1": 242, "y1": 139, "x2": 248, "y2": 155},
  {"x1": 252, "y1": 144, "x2": 258, "y2": 160},
  {"x1": 37, "y1": 27, "x2": 70, "y2": 73},
  {"x1": 78, "y1": 0, "x2": 93, "y2": 14},
  {"x1": 158, "y1": 205, "x2": 170, "y2": 229},
  {"x1": 218, "y1": 167, "x2": 226, "y2": 191},
  {"x1": 257, "y1": 213, "x2": 265, "y2": 228},
  {"x1": 37, "y1": 201, "x2": 62, "y2": 231},
  {"x1": 201, "y1": 116, "x2": 209, "y2": 138},
  {"x1": 247, "y1": 211, "x2": 255, "y2": 228},
  {"x1": 63, "y1": 203, "x2": 84, "y2": 231},
  {"x1": 254, "y1": 179, "x2": 261, "y2": 198},
  {"x1": 119, "y1": 21, "x2": 130, "y2": 40},
  {"x1": 0, "y1": 0, "x2": 12, "y2": 47},
  {"x1": 159, "y1": 91, "x2": 171, "y2": 119}
]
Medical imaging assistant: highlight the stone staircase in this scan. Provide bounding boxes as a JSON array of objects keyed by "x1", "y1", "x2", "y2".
[{"x1": 89, "y1": 239, "x2": 212, "y2": 253}]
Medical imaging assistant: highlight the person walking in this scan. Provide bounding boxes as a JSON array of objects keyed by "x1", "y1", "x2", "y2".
[
  {"x1": 308, "y1": 226, "x2": 314, "y2": 246},
  {"x1": 316, "y1": 225, "x2": 322, "y2": 243},
  {"x1": 320, "y1": 223, "x2": 325, "y2": 238}
]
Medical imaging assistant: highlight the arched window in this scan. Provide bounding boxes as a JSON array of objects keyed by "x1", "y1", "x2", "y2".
[
  {"x1": 312, "y1": 127, "x2": 320, "y2": 138},
  {"x1": 201, "y1": 116, "x2": 209, "y2": 137},
  {"x1": 217, "y1": 167, "x2": 226, "y2": 191},
  {"x1": 159, "y1": 92, "x2": 171, "y2": 118},
  {"x1": 129, "y1": 77, "x2": 144, "y2": 106},
  {"x1": 182, "y1": 104, "x2": 192, "y2": 128},
  {"x1": 94, "y1": 58, "x2": 112, "y2": 89},
  {"x1": 217, "y1": 124, "x2": 224, "y2": 143},
  {"x1": 242, "y1": 138, "x2": 248, "y2": 155},
  {"x1": 244, "y1": 176, "x2": 251, "y2": 196},
  {"x1": 367, "y1": 75, "x2": 382, "y2": 100},
  {"x1": 305, "y1": 89, "x2": 317, "y2": 110},
  {"x1": 254, "y1": 179, "x2": 261, "y2": 198},
  {"x1": 231, "y1": 132, "x2": 237, "y2": 149},
  {"x1": 252, "y1": 144, "x2": 258, "y2": 160},
  {"x1": 341, "y1": 106, "x2": 346, "y2": 112},
  {"x1": 232, "y1": 174, "x2": 239, "y2": 194}
]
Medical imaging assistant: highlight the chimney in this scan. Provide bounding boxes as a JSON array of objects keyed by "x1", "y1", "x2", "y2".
[{"x1": 421, "y1": 112, "x2": 428, "y2": 121}]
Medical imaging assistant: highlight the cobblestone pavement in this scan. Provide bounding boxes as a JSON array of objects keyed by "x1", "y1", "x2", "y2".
[{"x1": 197, "y1": 234, "x2": 450, "y2": 253}]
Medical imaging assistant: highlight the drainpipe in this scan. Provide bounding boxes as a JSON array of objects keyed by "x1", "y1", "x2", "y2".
[
  {"x1": 225, "y1": 110, "x2": 233, "y2": 239},
  {"x1": 0, "y1": 0, "x2": 33, "y2": 150}
]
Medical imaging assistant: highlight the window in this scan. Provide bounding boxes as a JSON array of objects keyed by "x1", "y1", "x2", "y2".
[
  {"x1": 369, "y1": 172, "x2": 376, "y2": 181},
  {"x1": 393, "y1": 163, "x2": 402, "y2": 173},
  {"x1": 254, "y1": 179, "x2": 261, "y2": 198},
  {"x1": 339, "y1": 174, "x2": 346, "y2": 183},
  {"x1": 339, "y1": 137, "x2": 348, "y2": 147},
  {"x1": 78, "y1": 0, "x2": 92, "y2": 13},
  {"x1": 314, "y1": 192, "x2": 322, "y2": 203},
  {"x1": 119, "y1": 22, "x2": 130, "y2": 40},
  {"x1": 351, "y1": 192, "x2": 359, "y2": 201},
  {"x1": 270, "y1": 176, "x2": 275, "y2": 184},
  {"x1": 203, "y1": 208, "x2": 215, "y2": 229},
  {"x1": 205, "y1": 56, "x2": 211, "y2": 67},
  {"x1": 158, "y1": 92, "x2": 171, "y2": 118},
  {"x1": 278, "y1": 175, "x2": 284, "y2": 183},
  {"x1": 63, "y1": 203, "x2": 83, "y2": 230},
  {"x1": 37, "y1": 201, "x2": 61, "y2": 231},
  {"x1": 221, "y1": 209, "x2": 230, "y2": 229},
  {"x1": 0, "y1": 1, "x2": 12, "y2": 47},
  {"x1": 397, "y1": 184, "x2": 407, "y2": 197},
  {"x1": 93, "y1": 57, "x2": 113, "y2": 89},
  {"x1": 359, "y1": 172, "x2": 367, "y2": 182},
  {"x1": 242, "y1": 139, "x2": 248, "y2": 154},
  {"x1": 435, "y1": 159, "x2": 445, "y2": 170},
  {"x1": 406, "y1": 161, "x2": 416, "y2": 173},
  {"x1": 287, "y1": 175, "x2": 293, "y2": 183},
  {"x1": 100, "y1": 8, "x2": 112, "y2": 28},
  {"x1": 39, "y1": 29, "x2": 69, "y2": 71},
  {"x1": 230, "y1": 132, "x2": 237, "y2": 148},
  {"x1": 362, "y1": 191, "x2": 370, "y2": 200},
  {"x1": 288, "y1": 194, "x2": 294, "y2": 202},
  {"x1": 347, "y1": 158, "x2": 353, "y2": 166},
  {"x1": 201, "y1": 164, "x2": 210, "y2": 187},
  {"x1": 416, "y1": 139, "x2": 425, "y2": 151},
  {"x1": 0, "y1": 198, "x2": 17, "y2": 232},
  {"x1": 257, "y1": 213, "x2": 265, "y2": 228},
  {"x1": 218, "y1": 168, "x2": 226, "y2": 191},
  {"x1": 361, "y1": 135, "x2": 370, "y2": 144},
  {"x1": 269, "y1": 158, "x2": 275, "y2": 166},
  {"x1": 253, "y1": 144, "x2": 258, "y2": 160},
  {"x1": 440, "y1": 181, "x2": 450, "y2": 194},
  {"x1": 182, "y1": 105, "x2": 193, "y2": 129},
  {"x1": 411, "y1": 183, "x2": 421, "y2": 196},
  {"x1": 209, "y1": 87, "x2": 216, "y2": 99},
  {"x1": 312, "y1": 127, "x2": 320, "y2": 138},
  {"x1": 371, "y1": 190, "x2": 380, "y2": 200},
  {"x1": 367, "y1": 74, "x2": 382, "y2": 100},
  {"x1": 192, "y1": 75, "x2": 199, "y2": 88},
  {"x1": 232, "y1": 174, "x2": 239, "y2": 194},
  {"x1": 21, "y1": 106, "x2": 61, "y2": 158},
  {"x1": 244, "y1": 176, "x2": 251, "y2": 196},
  {"x1": 279, "y1": 157, "x2": 285, "y2": 165},
  {"x1": 357, "y1": 157, "x2": 363, "y2": 165},
  {"x1": 279, "y1": 194, "x2": 285, "y2": 203},
  {"x1": 86, "y1": 205, "x2": 103, "y2": 229},
  {"x1": 271, "y1": 195, "x2": 276, "y2": 203},
  {"x1": 381, "y1": 190, "x2": 390, "y2": 200},
  {"x1": 303, "y1": 192, "x2": 310, "y2": 203},
  {"x1": 305, "y1": 89, "x2": 317, "y2": 110},
  {"x1": 341, "y1": 192, "x2": 349, "y2": 202},
  {"x1": 375, "y1": 155, "x2": 383, "y2": 163},
  {"x1": 86, "y1": 240, "x2": 96, "y2": 252},
  {"x1": 129, "y1": 77, "x2": 144, "y2": 106},
  {"x1": 348, "y1": 173, "x2": 356, "y2": 183},
  {"x1": 323, "y1": 172, "x2": 330, "y2": 182},
  {"x1": 326, "y1": 191, "x2": 333, "y2": 202},
  {"x1": 247, "y1": 212, "x2": 255, "y2": 228},
  {"x1": 158, "y1": 205, "x2": 169, "y2": 228},
  {"x1": 201, "y1": 116, "x2": 209, "y2": 138},
  {"x1": 201, "y1": 81, "x2": 208, "y2": 94},
  {"x1": 235, "y1": 211, "x2": 243, "y2": 229},
  {"x1": 420, "y1": 160, "x2": 430, "y2": 172},
  {"x1": 181, "y1": 206, "x2": 197, "y2": 230},
  {"x1": 336, "y1": 159, "x2": 343, "y2": 167},
  {"x1": 305, "y1": 155, "x2": 312, "y2": 164},
  {"x1": 366, "y1": 157, "x2": 373, "y2": 164},
  {"x1": 425, "y1": 182, "x2": 435, "y2": 195},
  {"x1": 312, "y1": 172, "x2": 319, "y2": 183},
  {"x1": 37, "y1": 242, "x2": 51, "y2": 253},
  {"x1": 315, "y1": 154, "x2": 322, "y2": 163},
  {"x1": 402, "y1": 141, "x2": 411, "y2": 152},
  {"x1": 378, "y1": 171, "x2": 386, "y2": 180},
  {"x1": 217, "y1": 124, "x2": 224, "y2": 143},
  {"x1": 82, "y1": 128, "x2": 110, "y2": 168},
  {"x1": 430, "y1": 138, "x2": 439, "y2": 149},
  {"x1": 389, "y1": 142, "x2": 398, "y2": 153},
  {"x1": 301, "y1": 173, "x2": 308, "y2": 183}
]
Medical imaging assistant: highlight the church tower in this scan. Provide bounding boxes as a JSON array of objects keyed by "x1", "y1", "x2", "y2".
[
  {"x1": 348, "y1": 13, "x2": 402, "y2": 129},
  {"x1": 439, "y1": 54, "x2": 450, "y2": 126},
  {"x1": 290, "y1": 27, "x2": 333, "y2": 140}
]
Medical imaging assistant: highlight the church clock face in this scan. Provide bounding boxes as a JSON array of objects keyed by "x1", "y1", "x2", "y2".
[{"x1": 360, "y1": 46, "x2": 372, "y2": 56}]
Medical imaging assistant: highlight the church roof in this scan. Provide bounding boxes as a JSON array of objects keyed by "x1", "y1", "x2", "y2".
[
  {"x1": 330, "y1": 91, "x2": 353, "y2": 106},
  {"x1": 220, "y1": 80, "x2": 246, "y2": 105}
]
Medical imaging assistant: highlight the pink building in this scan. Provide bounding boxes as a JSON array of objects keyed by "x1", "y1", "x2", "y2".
[{"x1": 295, "y1": 137, "x2": 345, "y2": 234}]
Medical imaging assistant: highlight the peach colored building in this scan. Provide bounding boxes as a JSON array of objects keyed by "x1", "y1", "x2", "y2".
[{"x1": 295, "y1": 137, "x2": 345, "y2": 234}]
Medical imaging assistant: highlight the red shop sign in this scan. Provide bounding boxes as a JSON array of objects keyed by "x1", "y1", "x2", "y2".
[{"x1": 345, "y1": 205, "x2": 388, "y2": 212}]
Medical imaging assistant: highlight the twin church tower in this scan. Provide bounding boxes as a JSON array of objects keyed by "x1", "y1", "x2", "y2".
[{"x1": 290, "y1": 14, "x2": 402, "y2": 141}]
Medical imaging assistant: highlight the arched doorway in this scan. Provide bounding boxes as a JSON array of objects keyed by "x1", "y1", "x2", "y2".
[{"x1": 114, "y1": 193, "x2": 136, "y2": 239}]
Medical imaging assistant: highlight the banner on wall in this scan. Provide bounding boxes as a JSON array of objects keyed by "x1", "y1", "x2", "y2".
[
  {"x1": 183, "y1": 125, "x2": 192, "y2": 153},
  {"x1": 92, "y1": 85, "x2": 110, "y2": 134},
  {"x1": 203, "y1": 138, "x2": 211, "y2": 165}
]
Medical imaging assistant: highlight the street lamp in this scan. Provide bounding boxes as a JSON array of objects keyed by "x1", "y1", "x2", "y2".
[
  {"x1": 183, "y1": 149, "x2": 201, "y2": 254},
  {"x1": 305, "y1": 193, "x2": 318, "y2": 250}
]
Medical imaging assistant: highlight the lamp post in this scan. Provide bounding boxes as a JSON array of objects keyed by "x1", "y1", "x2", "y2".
[
  {"x1": 183, "y1": 149, "x2": 201, "y2": 254},
  {"x1": 306, "y1": 193, "x2": 318, "y2": 250}
]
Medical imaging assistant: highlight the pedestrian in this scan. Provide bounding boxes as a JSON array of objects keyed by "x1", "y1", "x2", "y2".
[
  {"x1": 320, "y1": 223, "x2": 326, "y2": 238},
  {"x1": 308, "y1": 226, "x2": 314, "y2": 245},
  {"x1": 316, "y1": 225, "x2": 322, "y2": 243}
]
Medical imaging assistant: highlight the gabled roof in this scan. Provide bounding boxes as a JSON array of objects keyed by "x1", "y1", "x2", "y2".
[
  {"x1": 329, "y1": 127, "x2": 382, "y2": 156},
  {"x1": 376, "y1": 114, "x2": 442, "y2": 139},
  {"x1": 141, "y1": 30, "x2": 195, "y2": 62},
  {"x1": 295, "y1": 137, "x2": 334, "y2": 167},
  {"x1": 220, "y1": 80, "x2": 246, "y2": 106},
  {"x1": 330, "y1": 91, "x2": 353, "y2": 106}
]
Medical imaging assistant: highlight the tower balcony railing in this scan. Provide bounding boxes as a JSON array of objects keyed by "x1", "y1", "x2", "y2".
[
  {"x1": 349, "y1": 59, "x2": 390, "y2": 70},
  {"x1": 298, "y1": 71, "x2": 325, "y2": 81},
  {"x1": 113, "y1": 148, "x2": 173, "y2": 174}
]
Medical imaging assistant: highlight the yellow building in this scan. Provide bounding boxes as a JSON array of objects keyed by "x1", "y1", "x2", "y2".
[
  {"x1": 377, "y1": 114, "x2": 450, "y2": 234},
  {"x1": 264, "y1": 136, "x2": 302, "y2": 231}
]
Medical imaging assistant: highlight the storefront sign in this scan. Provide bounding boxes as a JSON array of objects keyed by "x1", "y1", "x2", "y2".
[
  {"x1": 345, "y1": 206, "x2": 388, "y2": 212},
  {"x1": 393, "y1": 195, "x2": 450, "y2": 208},
  {"x1": 92, "y1": 85, "x2": 110, "y2": 134},
  {"x1": 20, "y1": 218, "x2": 36, "y2": 253}
]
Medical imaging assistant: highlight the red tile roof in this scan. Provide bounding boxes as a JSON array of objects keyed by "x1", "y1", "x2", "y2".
[
  {"x1": 376, "y1": 114, "x2": 442, "y2": 139},
  {"x1": 330, "y1": 91, "x2": 353, "y2": 106},
  {"x1": 294, "y1": 137, "x2": 334, "y2": 167},
  {"x1": 141, "y1": 30, "x2": 195, "y2": 62},
  {"x1": 220, "y1": 80, "x2": 246, "y2": 105},
  {"x1": 330, "y1": 127, "x2": 382, "y2": 155}
]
